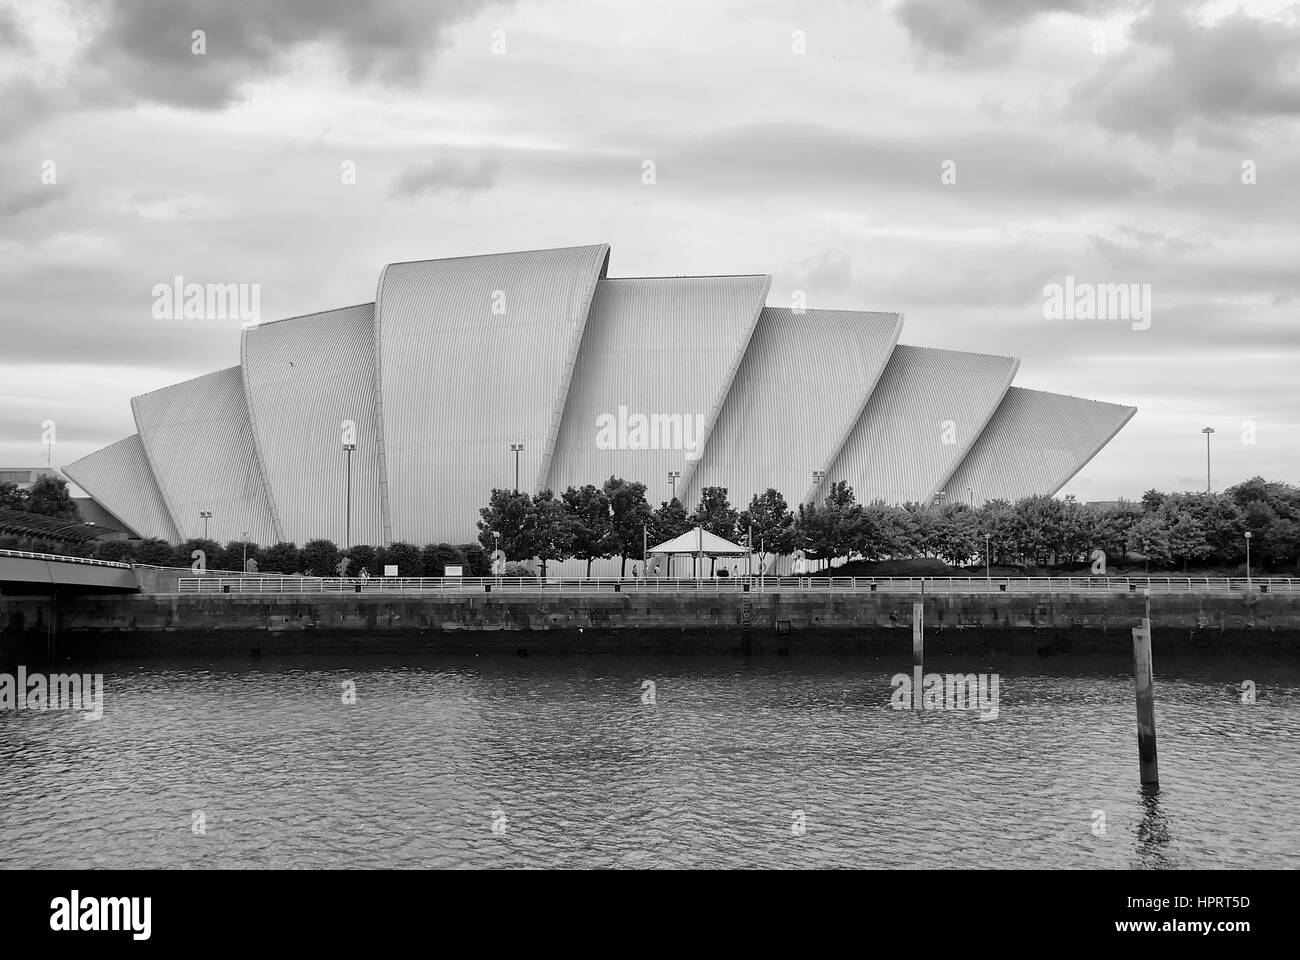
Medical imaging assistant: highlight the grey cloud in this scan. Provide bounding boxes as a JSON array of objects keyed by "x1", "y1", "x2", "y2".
[
  {"x1": 895, "y1": 0, "x2": 1127, "y2": 64},
  {"x1": 0, "y1": 6, "x2": 25, "y2": 50},
  {"x1": 389, "y1": 154, "x2": 501, "y2": 199},
  {"x1": 79, "y1": 0, "x2": 501, "y2": 109},
  {"x1": 1071, "y1": 3, "x2": 1300, "y2": 142},
  {"x1": 518, "y1": 122, "x2": 1154, "y2": 204},
  {"x1": 0, "y1": 77, "x2": 64, "y2": 143},
  {"x1": 0, "y1": 186, "x2": 65, "y2": 218},
  {"x1": 797, "y1": 250, "x2": 853, "y2": 293}
]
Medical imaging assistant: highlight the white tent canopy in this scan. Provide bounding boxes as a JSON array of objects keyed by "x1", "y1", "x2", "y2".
[{"x1": 647, "y1": 526, "x2": 748, "y2": 556}]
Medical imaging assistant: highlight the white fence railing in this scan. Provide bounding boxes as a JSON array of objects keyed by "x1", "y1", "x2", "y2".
[
  {"x1": 0, "y1": 547, "x2": 132, "y2": 570},
  {"x1": 174, "y1": 575, "x2": 1297, "y2": 595}
]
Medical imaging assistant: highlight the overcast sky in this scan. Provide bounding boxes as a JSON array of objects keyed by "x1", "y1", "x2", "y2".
[{"x1": 1, "y1": 0, "x2": 1296, "y2": 501}]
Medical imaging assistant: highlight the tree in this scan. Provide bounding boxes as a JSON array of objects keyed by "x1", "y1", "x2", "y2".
[
  {"x1": 96, "y1": 540, "x2": 137, "y2": 563},
  {"x1": 1127, "y1": 514, "x2": 1172, "y2": 570},
  {"x1": 603, "y1": 477, "x2": 653, "y2": 576},
  {"x1": 173, "y1": 538, "x2": 220, "y2": 569},
  {"x1": 421, "y1": 543, "x2": 464, "y2": 576},
  {"x1": 1090, "y1": 500, "x2": 1142, "y2": 562},
  {"x1": 932, "y1": 502, "x2": 979, "y2": 565},
  {"x1": 301, "y1": 539, "x2": 340, "y2": 577},
  {"x1": 816, "y1": 481, "x2": 860, "y2": 564},
  {"x1": 218, "y1": 539, "x2": 259, "y2": 572},
  {"x1": 25, "y1": 475, "x2": 78, "y2": 519},
  {"x1": 648, "y1": 498, "x2": 691, "y2": 576},
  {"x1": 738, "y1": 489, "x2": 794, "y2": 574},
  {"x1": 477, "y1": 488, "x2": 537, "y2": 560},
  {"x1": 1141, "y1": 488, "x2": 1166, "y2": 513},
  {"x1": 977, "y1": 498, "x2": 1018, "y2": 567},
  {"x1": 531, "y1": 489, "x2": 573, "y2": 578},
  {"x1": 459, "y1": 542, "x2": 490, "y2": 577},
  {"x1": 0, "y1": 481, "x2": 25, "y2": 512},
  {"x1": 261, "y1": 542, "x2": 301, "y2": 574},
  {"x1": 562, "y1": 484, "x2": 614, "y2": 576},
  {"x1": 381, "y1": 542, "x2": 422, "y2": 577},
  {"x1": 134, "y1": 538, "x2": 175, "y2": 566},
  {"x1": 345, "y1": 544, "x2": 378, "y2": 576},
  {"x1": 692, "y1": 486, "x2": 738, "y2": 575}
]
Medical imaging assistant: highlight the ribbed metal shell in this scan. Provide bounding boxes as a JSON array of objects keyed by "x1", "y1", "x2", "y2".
[
  {"x1": 374, "y1": 244, "x2": 610, "y2": 544},
  {"x1": 681, "y1": 306, "x2": 902, "y2": 511},
  {"x1": 242, "y1": 303, "x2": 381, "y2": 546},
  {"x1": 825, "y1": 344, "x2": 1019, "y2": 505},
  {"x1": 63, "y1": 433, "x2": 179, "y2": 542},
  {"x1": 132, "y1": 366, "x2": 278, "y2": 544},
  {"x1": 940, "y1": 386, "x2": 1137, "y2": 502},
  {"x1": 545, "y1": 275, "x2": 770, "y2": 503}
]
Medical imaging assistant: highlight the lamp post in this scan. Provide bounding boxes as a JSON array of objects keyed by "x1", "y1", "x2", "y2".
[
  {"x1": 199, "y1": 510, "x2": 212, "y2": 540},
  {"x1": 1245, "y1": 531, "x2": 1252, "y2": 588},
  {"x1": 985, "y1": 533, "x2": 991, "y2": 585},
  {"x1": 667, "y1": 470, "x2": 680, "y2": 501},
  {"x1": 1201, "y1": 426, "x2": 1214, "y2": 493},
  {"x1": 812, "y1": 470, "x2": 826, "y2": 505},
  {"x1": 242, "y1": 530, "x2": 248, "y2": 572},
  {"x1": 342, "y1": 441, "x2": 356, "y2": 549},
  {"x1": 967, "y1": 486, "x2": 973, "y2": 506},
  {"x1": 934, "y1": 490, "x2": 946, "y2": 509},
  {"x1": 509, "y1": 443, "x2": 524, "y2": 492}
]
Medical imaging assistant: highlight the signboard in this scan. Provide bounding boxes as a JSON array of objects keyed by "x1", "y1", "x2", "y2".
[
  {"x1": 383, "y1": 565, "x2": 398, "y2": 577},
  {"x1": 444, "y1": 565, "x2": 464, "y2": 577}
]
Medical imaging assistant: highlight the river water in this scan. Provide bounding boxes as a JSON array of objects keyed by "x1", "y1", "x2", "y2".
[{"x1": 1, "y1": 649, "x2": 1297, "y2": 869}]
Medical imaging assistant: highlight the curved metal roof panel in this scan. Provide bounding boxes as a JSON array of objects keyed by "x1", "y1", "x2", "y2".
[
  {"x1": 544, "y1": 274, "x2": 771, "y2": 504},
  {"x1": 825, "y1": 344, "x2": 1019, "y2": 505},
  {"x1": 61, "y1": 433, "x2": 180, "y2": 542},
  {"x1": 242, "y1": 303, "x2": 381, "y2": 547},
  {"x1": 373, "y1": 243, "x2": 610, "y2": 544},
  {"x1": 680, "y1": 306, "x2": 902, "y2": 511},
  {"x1": 939, "y1": 386, "x2": 1137, "y2": 502},
  {"x1": 131, "y1": 366, "x2": 278, "y2": 544}
]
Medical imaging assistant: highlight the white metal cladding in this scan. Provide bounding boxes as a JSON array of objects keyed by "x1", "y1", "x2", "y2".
[
  {"x1": 824, "y1": 344, "x2": 1019, "y2": 506},
  {"x1": 939, "y1": 386, "x2": 1137, "y2": 503},
  {"x1": 544, "y1": 275, "x2": 771, "y2": 505},
  {"x1": 242, "y1": 303, "x2": 382, "y2": 547},
  {"x1": 132, "y1": 366, "x2": 279, "y2": 544},
  {"x1": 374, "y1": 243, "x2": 610, "y2": 545},
  {"x1": 63, "y1": 434, "x2": 180, "y2": 542},
  {"x1": 680, "y1": 307, "x2": 902, "y2": 512}
]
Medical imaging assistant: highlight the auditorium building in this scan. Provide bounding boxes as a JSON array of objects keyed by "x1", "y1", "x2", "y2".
[{"x1": 65, "y1": 243, "x2": 1136, "y2": 554}]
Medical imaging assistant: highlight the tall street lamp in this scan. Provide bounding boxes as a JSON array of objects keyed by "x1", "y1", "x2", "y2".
[
  {"x1": 1245, "y1": 531, "x2": 1253, "y2": 588},
  {"x1": 343, "y1": 441, "x2": 356, "y2": 549},
  {"x1": 984, "y1": 533, "x2": 991, "y2": 584},
  {"x1": 199, "y1": 510, "x2": 212, "y2": 540},
  {"x1": 510, "y1": 443, "x2": 524, "y2": 492},
  {"x1": 667, "y1": 470, "x2": 680, "y2": 501},
  {"x1": 967, "y1": 486, "x2": 973, "y2": 506},
  {"x1": 1201, "y1": 426, "x2": 1214, "y2": 493},
  {"x1": 242, "y1": 530, "x2": 249, "y2": 572}
]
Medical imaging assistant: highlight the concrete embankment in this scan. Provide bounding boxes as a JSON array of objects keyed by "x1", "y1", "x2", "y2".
[{"x1": 1, "y1": 589, "x2": 1297, "y2": 659}]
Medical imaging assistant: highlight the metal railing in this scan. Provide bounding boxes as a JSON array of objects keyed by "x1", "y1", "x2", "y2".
[
  {"x1": 0, "y1": 547, "x2": 132, "y2": 570},
  {"x1": 175, "y1": 575, "x2": 1297, "y2": 595}
]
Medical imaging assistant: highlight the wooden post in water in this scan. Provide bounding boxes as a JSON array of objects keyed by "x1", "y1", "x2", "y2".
[
  {"x1": 912, "y1": 601, "x2": 924, "y2": 711},
  {"x1": 1131, "y1": 593, "x2": 1159, "y2": 789}
]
